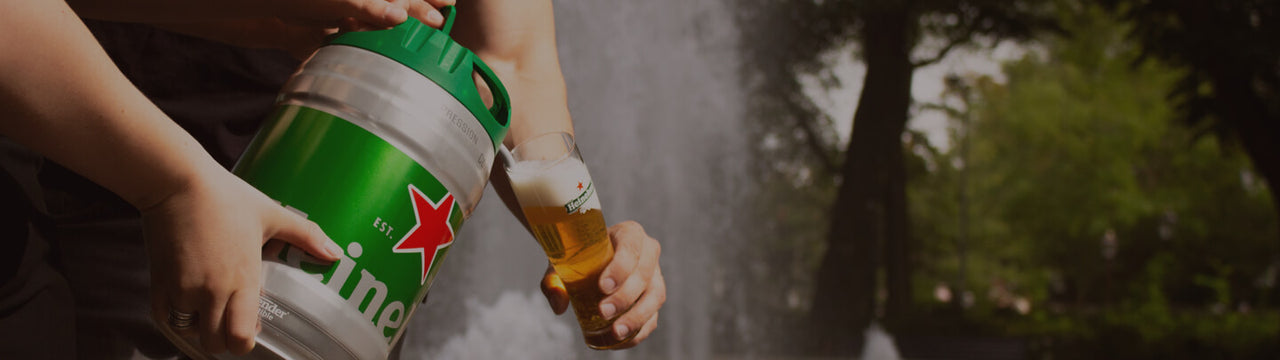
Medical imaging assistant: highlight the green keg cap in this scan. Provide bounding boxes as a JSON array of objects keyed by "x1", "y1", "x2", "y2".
[{"x1": 327, "y1": 6, "x2": 511, "y2": 151}]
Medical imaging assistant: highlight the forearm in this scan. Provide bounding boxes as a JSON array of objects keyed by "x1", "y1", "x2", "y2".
[
  {"x1": 500, "y1": 64, "x2": 575, "y2": 146},
  {"x1": 489, "y1": 157, "x2": 530, "y2": 231},
  {"x1": 455, "y1": 0, "x2": 574, "y2": 147},
  {"x1": 0, "y1": 0, "x2": 224, "y2": 209}
]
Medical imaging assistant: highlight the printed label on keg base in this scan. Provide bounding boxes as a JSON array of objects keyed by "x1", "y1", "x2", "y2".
[
  {"x1": 233, "y1": 105, "x2": 463, "y2": 343},
  {"x1": 258, "y1": 296, "x2": 291, "y2": 321}
]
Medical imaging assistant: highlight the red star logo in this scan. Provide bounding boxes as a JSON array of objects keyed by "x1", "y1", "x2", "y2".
[
  {"x1": 577, "y1": 182, "x2": 584, "y2": 190},
  {"x1": 392, "y1": 185, "x2": 455, "y2": 285}
]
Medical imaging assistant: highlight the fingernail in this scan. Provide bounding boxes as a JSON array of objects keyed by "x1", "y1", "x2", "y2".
[
  {"x1": 325, "y1": 241, "x2": 343, "y2": 258},
  {"x1": 600, "y1": 303, "x2": 616, "y2": 318},
  {"x1": 614, "y1": 323, "x2": 630, "y2": 339},
  {"x1": 601, "y1": 278, "x2": 617, "y2": 293},
  {"x1": 384, "y1": 5, "x2": 408, "y2": 24},
  {"x1": 427, "y1": 10, "x2": 444, "y2": 26}
]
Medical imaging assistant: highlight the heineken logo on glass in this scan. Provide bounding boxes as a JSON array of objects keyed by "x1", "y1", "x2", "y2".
[
  {"x1": 392, "y1": 185, "x2": 456, "y2": 284},
  {"x1": 565, "y1": 181, "x2": 595, "y2": 214}
]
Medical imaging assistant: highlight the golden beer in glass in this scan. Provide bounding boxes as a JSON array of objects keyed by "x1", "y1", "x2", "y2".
[{"x1": 505, "y1": 132, "x2": 634, "y2": 349}]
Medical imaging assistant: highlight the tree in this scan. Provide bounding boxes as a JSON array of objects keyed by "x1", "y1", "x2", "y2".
[
  {"x1": 1097, "y1": 0, "x2": 1280, "y2": 235},
  {"x1": 738, "y1": 0, "x2": 1061, "y2": 355},
  {"x1": 906, "y1": 6, "x2": 1280, "y2": 357}
]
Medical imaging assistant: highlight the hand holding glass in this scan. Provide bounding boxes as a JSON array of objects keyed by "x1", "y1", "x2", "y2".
[{"x1": 503, "y1": 132, "x2": 635, "y2": 349}]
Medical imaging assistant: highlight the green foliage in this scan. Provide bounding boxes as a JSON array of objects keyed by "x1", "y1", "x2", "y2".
[
  {"x1": 732, "y1": 0, "x2": 1278, "y2": 356},
  {"x1": 905, "y1": 3, "x2": 1280, "y2": 358}
]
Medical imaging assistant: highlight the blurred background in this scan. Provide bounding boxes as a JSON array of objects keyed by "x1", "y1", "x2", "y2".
[{"x1": 406, "y1": 0, "x2": 1280, "y2": 359}]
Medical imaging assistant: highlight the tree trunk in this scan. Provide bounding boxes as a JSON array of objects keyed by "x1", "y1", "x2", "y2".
[
  {"x1": 883, "y1": 137, "x2": 912, "y2": 328},
  {"x1": 807, "y1": 4, "x2": 915, "y2": 356},
  {"x1": 1170, "y1": 0, "x2": 1280, "y2": 237},
  {"x1": 1238, "y1": 119, "x2": 1280, "y2": 239},
  {"x1": 1210, "y1": 69, "x2": 1280, "y2": 237}
]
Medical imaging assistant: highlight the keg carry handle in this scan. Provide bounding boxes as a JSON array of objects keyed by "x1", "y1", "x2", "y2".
[
  {"x1": 471, "y1": 59, "x2": 511, "y2": 128},
  {"x1": 439, "y1": 5, "x2": 457, "y2": 34}
]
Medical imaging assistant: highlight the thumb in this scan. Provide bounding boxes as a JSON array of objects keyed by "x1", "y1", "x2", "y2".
[
  {"x1": 540, "y1": 265, "x2": 569, "y2": 315},
  {"x1": 268, "y1": 208, "x2": 343, "y2": 262}
]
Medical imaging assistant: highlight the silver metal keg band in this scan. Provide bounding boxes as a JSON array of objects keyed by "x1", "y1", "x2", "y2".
[{"x1": 279, "y1": 45, "x2": 495, "y2": 216}]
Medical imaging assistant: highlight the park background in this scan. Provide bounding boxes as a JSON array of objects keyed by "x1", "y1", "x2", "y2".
[{"x1": 406, "y1": 0, "x2": 1280, "y2": 359}]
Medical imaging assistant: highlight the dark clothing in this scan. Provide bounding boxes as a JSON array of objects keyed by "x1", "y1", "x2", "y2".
[
  {"x1": 87, "y1": 20, "x2": 301, "y2": 168},
  {"x1": 0, "y1": 21, "x2": 298, "y2": 359}
]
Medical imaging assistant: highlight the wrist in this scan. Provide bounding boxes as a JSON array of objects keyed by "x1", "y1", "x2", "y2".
[{"x1": 122, "y1": 145, "x2": 228, "y2": 212}]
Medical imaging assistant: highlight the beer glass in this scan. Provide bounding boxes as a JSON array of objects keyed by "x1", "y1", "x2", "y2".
[{"x1": 503, "y1": 132, "x2": 634, "y2": 349}]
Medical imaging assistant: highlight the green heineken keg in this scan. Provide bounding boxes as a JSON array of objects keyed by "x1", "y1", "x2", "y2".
[{"x1": 164, "y1": 7, "x2": 511, "y2": 360}]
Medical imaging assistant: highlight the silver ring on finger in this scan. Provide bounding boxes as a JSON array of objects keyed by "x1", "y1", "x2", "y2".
[{"x1": 168, "y1": 308, "x2": 198, "y2": 330}]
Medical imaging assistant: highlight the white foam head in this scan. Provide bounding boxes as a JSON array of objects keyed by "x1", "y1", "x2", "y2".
[{"x1": 507, "y1": 157, "x2": 601, "y2": 212}]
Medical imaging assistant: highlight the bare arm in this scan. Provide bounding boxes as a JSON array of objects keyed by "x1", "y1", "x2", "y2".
[
  {"x1": 454, "y1": 0, "x2": 574, "y2": 146},
  {"x1": 455, "y1": 0, "x2": 665, "y2": 349},
  {"x1": 457, "y1": 0, "x2": 572, "y2": 233},
  {"x1": 0, "y1": 0, "x2": 341, "y2": 355},
  {"x1": 1, "y1": 0, "x2": 216, "y2": 209},
  {"x1": 458, "y1": 0, "x2": 570, "y2": 246}
]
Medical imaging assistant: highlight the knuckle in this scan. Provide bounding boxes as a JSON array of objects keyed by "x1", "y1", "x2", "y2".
[
  {"x1": 600, "y1": 292, "x2": 620, "y2": 307},
  {"x1": 202, "y1": 319, "x2": 221, "y2": 333},
  {"x1": 617, "y1": 315, "x2": 639, "y2": 330},
  {"x1": 411, "y1": 4, "x2": 433, "y2": 16},
  {"x1": 307, "y1": 220, "x2": 324, "y2": 234},
  {"x1": 229, "y1": 327, "x2": 256, "y2": 345},
  {"x1": 622, "y1": 240, "x2": 647, "y2": 256},
  {"x1": 620, "y1": 220, "x2": 644, "y2": 234},
  {"x1": 176, "y1": 276, "x2": 203, "y2": 292},
  {"x1": 625, "y1": 276, "x2": 646, "y2": 294},
  {"x1": 238, "y1": 268, "x2": 261, "y2": 286},
  {"x1": 611, "y1": 220, "x2": 641, "y2": 235},
  {"x1": 616, "y1": 245, "x2": 637, "y2": 260},
  {"x1": 620, "y1": 245, "x2": 640, "y2": 263},
  {"x1": 615, "y1": 284, "x2": 642, "y2": 305},
  {"x1": 353, "y1": 0, "x2": 379, "y2": 13},
  {"x1": 601, "y1": 298, "x2": 621, "y2": 315},
  {"x1": 610, "y1": 295, "x2": 631, "y2": 309},
  {"x1": 606, "y1": 256, "x2": 633, "y2": 276},
  {"x1": 179, "y1": 285, "x2": 213, "y2": 300},
  {"x1": 202, "y1": 279, "x2": 235, "y2": 296}
]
